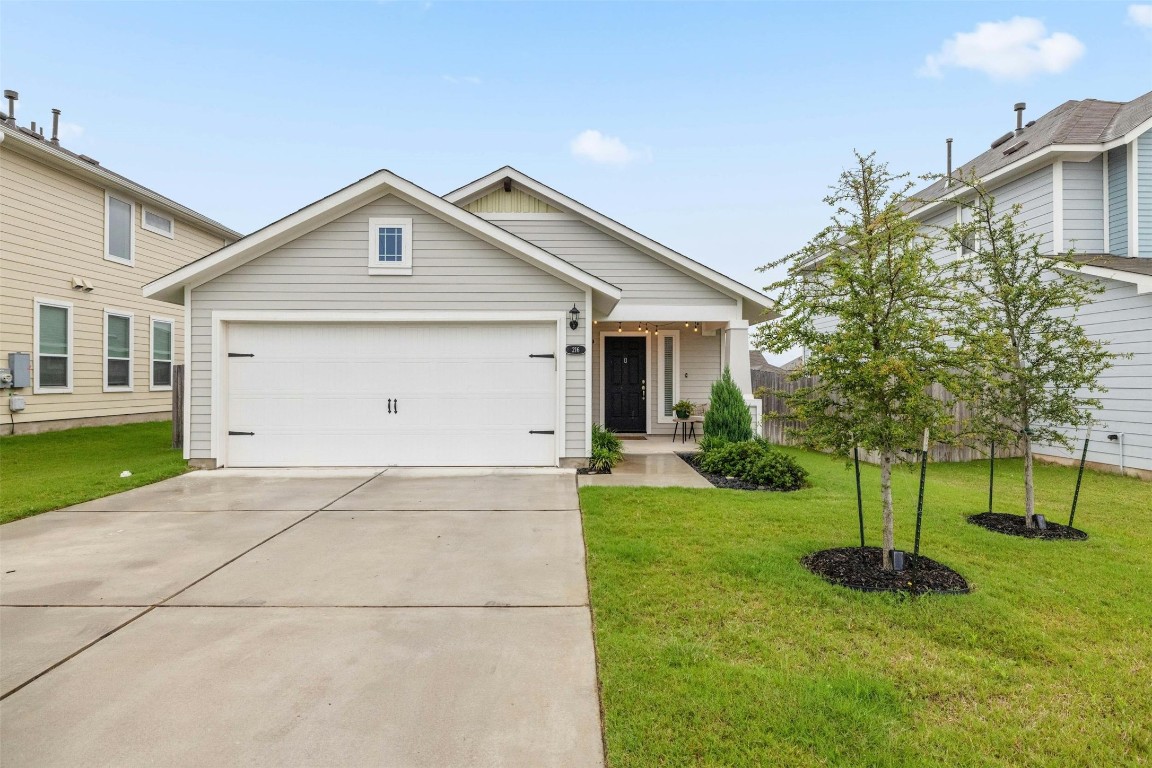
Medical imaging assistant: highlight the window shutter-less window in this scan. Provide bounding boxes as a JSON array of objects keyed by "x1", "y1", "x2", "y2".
[
  {"x1": 663, "y1": 335, "x2": 674, "y2": 417},
  {"x1": 38, "y1": 305, "x2": 69, "y2": 388},
  {"x1": 153, "y1": 320, "x2": 173, "y2": 387},
  {"x1": 108, "y1": 196, "x2": 132, "y2": 261},
  {"x1": 106, "y1": 314, "x2": 131, "y2": 387}
]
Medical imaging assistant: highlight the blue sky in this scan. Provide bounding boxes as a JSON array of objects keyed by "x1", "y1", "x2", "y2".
[{"x1": 3, "y1": 2, "x2": 1149, "y2": 359}]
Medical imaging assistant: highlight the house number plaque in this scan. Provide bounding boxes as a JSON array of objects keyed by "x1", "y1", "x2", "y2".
[{"x1": 566, "y1": 345, "x2": 587, "y2": 355}]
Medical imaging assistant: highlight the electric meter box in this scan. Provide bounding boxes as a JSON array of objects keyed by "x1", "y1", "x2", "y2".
[{"x1": 7, "y1": 352, "x2": 30, "y2": 388}]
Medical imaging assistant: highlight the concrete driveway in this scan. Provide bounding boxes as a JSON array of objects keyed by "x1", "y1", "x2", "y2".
[{"x1": 0, "y1": 468, "x2": 603, "y2": 768}]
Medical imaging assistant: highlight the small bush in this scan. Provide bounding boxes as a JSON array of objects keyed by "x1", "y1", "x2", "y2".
[
  {"x1": 703, "y1": 367, "x2": 754, "y2": 443},
  {"x1": 697, "y1": 434, "x2": 728, "y2": 455},
  {"x1": 697, "y1": 440, "x2": 808, "y2": 491},
  {"x1": 588, "y1": 447, "x2": 617, "y2": 473},
  {"x1": 590, "y1": 423, "x2": 623, "y2": 470}
]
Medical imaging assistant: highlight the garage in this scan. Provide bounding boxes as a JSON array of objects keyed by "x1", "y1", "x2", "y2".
[{"x1": 223, "y1": 321, "x2": 560, "y2": 467}]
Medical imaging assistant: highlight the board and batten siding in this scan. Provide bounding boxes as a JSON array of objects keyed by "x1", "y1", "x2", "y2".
[
  {"x1": 463, "y1": 188, "x2": 562, "y2": 214},
  {"x1": 0, "y1": 143, "x2": 226, "y2": 429},
  {"x1": 486, "y1": 217, "x2": 738, "y2": 308},
  {"x1": 188, "y1": 194, "x2": 588, "y2": 460},
  {"x1": 1108, "y1": 145, "x2": 1129, "y2": 256},
  {"x1": 1139, "y1": 130, "x2": 1152, "y2": 256},
  {"x1": 1062, "y1": 157, "x2": 1105, "y2": 253},
  {"x1": 1035, "y1": 276, "x2": 1152, "y2": 472}
]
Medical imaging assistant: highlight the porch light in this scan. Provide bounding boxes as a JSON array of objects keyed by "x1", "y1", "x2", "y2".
[
  {"x1": 568, "y1": 304, "x2": 581, "y2": 330},
  {"x1": 694, "y1": 322, "x2": 700, "y2": 333},
  {"x1": 617, "y1": 322, "x2": 622, "y2": 332}
]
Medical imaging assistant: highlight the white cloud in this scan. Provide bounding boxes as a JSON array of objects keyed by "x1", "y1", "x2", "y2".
[
  {"x1": 442, "y1": 75, "x2": 481, "y2": 85},
  {"x1": 1128, "y1": 4, "x2": 1152, "y2": 27},
  {"x1": 919, "y1": 17, "x2": 1085, "y2": 80},
  {"x1": 569, "y1": 129, "x2": 650, "y2": 165}
]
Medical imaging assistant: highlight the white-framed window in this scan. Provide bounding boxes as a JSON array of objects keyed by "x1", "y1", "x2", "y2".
[
  {"x1": 34, "y1": 298, "x2": 73, "y2": 394},
  {"x1": 104, "y1": 310, "x2": 134, "y2": 392},
  {"x1": 150, "y1": 317, "x2": 174, "y2": 390},
  {"x1": 367, "y1": 217, "x2": 413, "y2": 275},
  {"x1": 657, "y1": 330, "x2": 680, "y2": 423},
  {"x1": 141, "y1": 206, "x2": 175, "y2": 238},
  {"x1": 105, "y1": 191, "x2": 135, "y2": 265}
]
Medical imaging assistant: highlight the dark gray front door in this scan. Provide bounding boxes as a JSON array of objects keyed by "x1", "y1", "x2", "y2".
[{"x1": 604, "y1": 336, "x2": 646, "y2": 433}]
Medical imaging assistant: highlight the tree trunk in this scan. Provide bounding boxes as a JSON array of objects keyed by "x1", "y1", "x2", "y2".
[
  {"x1": 1023, "y1": 434, "x2": 1035, "y2": 527},
  {"x1": 880, "y1": 451, "x2": 895, "y2": 570}
]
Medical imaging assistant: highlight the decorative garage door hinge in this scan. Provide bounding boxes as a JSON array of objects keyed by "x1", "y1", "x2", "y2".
[
  {"x1": 228, "y1": 431, "x2": 255, "y2": 436},
  {"x1": 529, "y1": 430, "x2": 555, "y2": 435},
  {"x1": 528, "y1": 353, "x2": 555, "y2": 358},
  {"x1": 228, "y1": 353, "x2": 255, "y2": 358}
]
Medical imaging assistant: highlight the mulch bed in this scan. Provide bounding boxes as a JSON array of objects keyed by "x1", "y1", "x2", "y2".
[
  {"x1": 967, "y1": 512, "x2": 1088, "y2": 541},
  {"x1": 576, "y1": 467, "x2": 611, "y2": 475},
  {"x1": 802, "y1": 546, "x2": 971, "y2": 595},
  {"x1": 676, "y1": 452, "x2": 798, "y2": 492}
]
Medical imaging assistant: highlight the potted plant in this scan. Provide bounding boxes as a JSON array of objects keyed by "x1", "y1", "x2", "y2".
[{"x1": 673, "y1": 399, "x2": 695, "y2": 419}]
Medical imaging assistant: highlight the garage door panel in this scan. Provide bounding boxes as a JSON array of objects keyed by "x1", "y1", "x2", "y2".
[{"x1": 224, "y1": 322, "x2": 558, "y2": 467}]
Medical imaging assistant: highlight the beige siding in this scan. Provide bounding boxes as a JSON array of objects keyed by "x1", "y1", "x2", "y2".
[
  {"x1": 0, "y1": 144, "x2": 226, "y2": 428},
  {"x1": 463, "y1": 188, "x2": 561, "y2": 214},
  {"x1": 189, "y1": 194, "x2": 588, "y2": 460},
  {"x1": 490, "y1": 217, "x2": 738, "y2": 306}
]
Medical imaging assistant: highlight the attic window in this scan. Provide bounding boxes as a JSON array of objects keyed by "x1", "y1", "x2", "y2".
[
  {"x1": 367, "y1": 217, "x2": 413, "y2": 275},
  {"x1": 142, "y1": 207, "x2": 175, "y2": 238}
]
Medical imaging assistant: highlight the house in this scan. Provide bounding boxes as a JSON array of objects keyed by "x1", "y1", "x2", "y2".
[
  {"x1": 749, "y1": 349, "x2": 783, "y2": 373},
  {"x1": 908, "y1": 91, "x2": 1152, "y2": 476},
  {"x1": 0, "y1": 91, "x2": 240, "y2": 435},
  {"x1": 143, "y1": 167, "x2": 773, "y2": 468}
]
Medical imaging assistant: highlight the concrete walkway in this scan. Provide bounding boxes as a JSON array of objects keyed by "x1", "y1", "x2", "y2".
[
  {"x1": 0, "y1": 468, "x2": 603, "y2": 768},
  {"x1": 578, "y1": 436, "x2": 712, "y2": 488}
]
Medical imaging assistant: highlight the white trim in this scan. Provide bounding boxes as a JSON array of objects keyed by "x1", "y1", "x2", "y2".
[
  {"x1": 597, "y1": 330, "x2": 651, "y2": 433},
  {"x1": 149, "y1": 316, "x2": 175, "y2": 391},
  {"x1": 444, "y1": 167, "x2": 774, "y2": 322},
  {"x1": 141, "y1": 206, "x2": 176, "y2": 239},
  {"x1": 33, "y1": 297, "x2": 73, "y2": 394},
  {"x1": 1052, "y1": 160, "x2": 1064, "y2": 254},
  {"x1": 183, "y1": 285, "x2": 192, "y2": 460},
  {"x1": 597, "y1": 302, "x2": 741, "y2": 322},
  {"x1": 473, "y1": 212, "x2": 580, "y2": 221},
  {"x1": 143, "y1": 169, "x2": 621, "y2": 308},
  {"x1": 208, "y1": 310, "x2": 568, "y2": 468},
  {"x1": 584, "y1": 289, "x2": 593, "y2": 456},
  {"x1": 104, "y1": 191, "x2": 135, "y2": 266},
  {"x1": 1129, "y1": 138, "x2": 1140, "y2": 258},
  {"x1": 367, "y1": 216, "x2": 413, "y2": 275},
  {"x1": 102, "y1": 309, "x2": 135, "y2": 392},
  {"x1": 1061, "y1": 264, "x2": 1152, "y2": 294},
  {"x1": 1103, "y1": 151, "x2": 1110, "y2": 254},
  {"x1": 656, "y1": 329, "x2": 680, "y2": 424}
]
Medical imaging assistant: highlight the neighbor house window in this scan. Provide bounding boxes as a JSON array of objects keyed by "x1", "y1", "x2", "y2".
[
  {"x1": 141, "y1": 206, "x2": 175, "y2": 238},
  {"x1": 151, "y1": 317, "x2": 174, "y2": 390},
  {"x1": 367, "y1": 217, "x2": 412, "y2": 275},
  {"x1": 657, "y1": 330, "x2": 680, "y2": 422},
  {"x1": 34, "y1": 298, "x2": 72, "y2": 393},
  {"x1": 104, "y1": 310, "x2": 134, "y2": 391},
  {"x1": 105, "y1": 192, "x2": 135, "y2": 264}
]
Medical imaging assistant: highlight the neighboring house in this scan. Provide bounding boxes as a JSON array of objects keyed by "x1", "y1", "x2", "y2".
[
  {"x1": 144, "y1": 167, "x2": 773, "y2": 468},
  {"x1": 779, "y1": 355, "x2": 804, "y2": 373},
  {"x1": 749, "y1": 350, "x2": 783, "y2": 373},
  {"x1": 0, "y1": 93, "x2": 240, "y2": 435},
  {"x1": 907, "y1": 91, "x2": 1152, "y2": 476}
]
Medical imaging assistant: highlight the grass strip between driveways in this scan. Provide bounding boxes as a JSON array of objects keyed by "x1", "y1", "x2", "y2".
[
  {"x1": 580, "y1": 448, "x2": 1152, "y2": 767},
  {"x1": 0, "y1": 421, "x2": 188, "y2": 524}
]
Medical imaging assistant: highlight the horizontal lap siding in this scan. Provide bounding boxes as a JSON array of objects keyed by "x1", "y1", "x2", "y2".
[
  {"x1": 1035, "y1": 278, "x2": 1152, "y2": 471},
  {"x1": 1063, "y1": 158, "x2": 1105, "y2": 253},
  {"x1": 0, "y1": 145, "x2": 226, "y2": 425},
  {"x1": 189, "y1": 194, "x2": 587, "y2": 459},
  {"x1": 994, "y1": 167, "x2": 1053, "y2": 252},
  {"x1": 1108, "y1": 146, "x2": 1128, "y2": 255}
]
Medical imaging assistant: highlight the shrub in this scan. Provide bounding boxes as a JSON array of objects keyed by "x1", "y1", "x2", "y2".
[
  {"x1": 697, "y1": 434, "x2": 728, "y2": 455},
  {"x1": 589, "y1": 423, "x2": 623, "y2": 470},
  {"x1": 703, "y1": 367, "x2": 754, "y2": 443},
  {"x1": 697, "y1": 439, "x2": 809, "y2": 491},
  {"x1": 588, "y1": 447, "x2": 617, "y2": 473}
]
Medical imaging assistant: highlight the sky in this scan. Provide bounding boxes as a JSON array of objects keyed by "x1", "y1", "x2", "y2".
[{"x1": 3, "y1": 2, "x2": 1150, "y2": 362}]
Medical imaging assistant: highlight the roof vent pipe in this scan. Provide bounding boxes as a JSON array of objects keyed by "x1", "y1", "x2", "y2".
[
  {"x1": 1015, "y1": 102, "x2": 1026, "y2": 135},
  {"x1": 51, "y1": 108, "x2": 60, "y2": 144},
  {"x1": 946, "y1": 138, "x2": 953, "y2": 188},
  {"x1": 3, "y1": 90, "x2": 16, "y2": 122}
]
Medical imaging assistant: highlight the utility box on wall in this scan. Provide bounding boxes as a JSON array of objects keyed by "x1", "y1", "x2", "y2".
[{"x1": 6, "y1": 352, "x2": 30, "y2": 388}]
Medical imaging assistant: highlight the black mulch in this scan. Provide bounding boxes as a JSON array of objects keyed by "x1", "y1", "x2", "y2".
[
  {"x1": 676, "y1": 452, "x2": 799, "y2": 492},
  {"x1": 802, "y1": 546, "x2": 971, "y2": 595},
  {"x1": 576, "y1": 467, "x2": 611, "y2": 475},
  {"x1": 967, "y1": 512, "x2": 1088, "y2": 541}
]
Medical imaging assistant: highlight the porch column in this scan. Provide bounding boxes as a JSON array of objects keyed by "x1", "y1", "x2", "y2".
[{"x1": 724, "y1": 320, "x2": 752, "y2": 394}]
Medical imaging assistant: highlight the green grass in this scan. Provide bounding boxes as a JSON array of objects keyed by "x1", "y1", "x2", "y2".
[
  {"x1": 581, "y1": 449, "x2": 1152, "y2": 767},
  {"x1": 0, "y1": 421, "x2": 188, "y2": 524}
]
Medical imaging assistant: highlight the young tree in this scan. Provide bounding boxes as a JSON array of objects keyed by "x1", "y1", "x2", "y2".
[
  {"x1": 703, "y1": 366, "x2": 755, "y2": 443},
  {"x1": 942, "y1": 176, "x2": 1117, "y2": 526},
  {"x1": 756, "y1": 152, "x2": 961, "y2": 570}
]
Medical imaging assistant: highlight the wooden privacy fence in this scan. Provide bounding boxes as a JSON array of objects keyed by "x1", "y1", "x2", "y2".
[
  {"x1": 171, "y1": 364, "x2": 184, "y2": 450},
  {"x1": 752, "y1": 368, "x2": 1020, "y2": 463}
]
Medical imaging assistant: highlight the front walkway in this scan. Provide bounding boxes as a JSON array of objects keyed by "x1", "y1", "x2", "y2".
[
  {"x1": 578, "y1": 435, "x2": 712, "y2": 488},
  {"x1": 0, "y1": 468, "x2": 603, "y2": 768}
]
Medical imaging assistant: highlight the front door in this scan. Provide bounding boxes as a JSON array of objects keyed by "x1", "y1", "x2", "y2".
[{"x1": 604, "y1": 336, "x2": 646, "y2": 433}]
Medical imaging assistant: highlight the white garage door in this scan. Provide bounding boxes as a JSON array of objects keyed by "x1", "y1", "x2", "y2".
[{"x1": 224, "y1": 322, "x2": 558, "y2": 467}]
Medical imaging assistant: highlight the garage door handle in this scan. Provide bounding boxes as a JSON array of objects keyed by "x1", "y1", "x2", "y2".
[
  {"x1": 529, "y1": 430, "x2": 555, "y2": 435},
  {"x1": 529, "y1": 353, "x2": 555, "y2": 358},
  {"x1": 229, "y1": 431, "x2": 255, "y2": 436},
  {"x1": 394, "y1": 399, "x2": 398, "y2": 414},
  {"x1": 228, "y1": 353, "x2": 255, "y2": 358},
  {"x1": 387, "y1": 398, "x2": 392, "y2": 414}
]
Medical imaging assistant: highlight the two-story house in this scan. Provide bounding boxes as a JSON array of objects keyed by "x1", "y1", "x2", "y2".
[
  {"x1": 1, "y1": 91, "x2": 240, "y2": 435},
  {"x1": 909, "y1": 91, "x2": 1152, "y2": 477}
]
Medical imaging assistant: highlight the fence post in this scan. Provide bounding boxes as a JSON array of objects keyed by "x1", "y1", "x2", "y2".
[{"x1": 172, "y1": 364, "x2": 184, "y2": 450}]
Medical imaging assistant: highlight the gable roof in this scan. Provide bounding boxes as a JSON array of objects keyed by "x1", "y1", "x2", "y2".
[
  {"x1": 0, "y1": 121, "x2": 239, "y2": 242},
  {"x1": 444, "y1": 167, "x2": 775, "y2": 323},
  {"x1": 143, "y1": 169, "x2": 623, "y2": 308},
  {"x1": 749, "y1": 350, "x2": 783, "y2": 373}
]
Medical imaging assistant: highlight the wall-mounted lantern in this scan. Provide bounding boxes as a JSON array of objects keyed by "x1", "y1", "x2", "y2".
[{"x1": 568, "y1": 304, "x2": 581, "y2": 330}]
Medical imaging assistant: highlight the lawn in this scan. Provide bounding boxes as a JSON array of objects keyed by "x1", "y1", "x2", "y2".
[
  {"x1": 581, "y1": 449, "x2": 1152, "y2": 767},
  {"x1": 0, "y1": 421, "x2": 188, "y2": 524}
]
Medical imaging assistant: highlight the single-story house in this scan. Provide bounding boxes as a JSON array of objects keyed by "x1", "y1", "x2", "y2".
[{"x1": 144, "y1": 167, "x2": 773, "y2": 468}]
